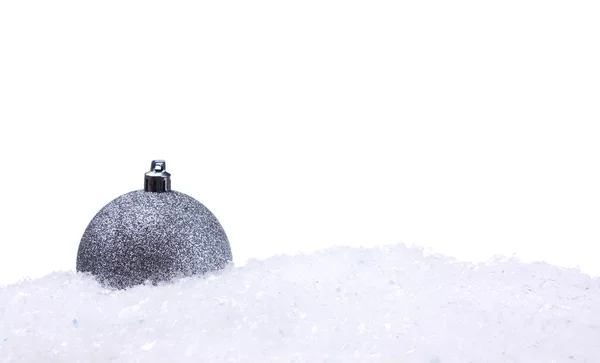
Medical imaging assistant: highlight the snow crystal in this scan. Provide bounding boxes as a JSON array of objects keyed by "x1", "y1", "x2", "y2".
[{"x1": 1, "y1": 244, "x2": 599, "y2": 362}]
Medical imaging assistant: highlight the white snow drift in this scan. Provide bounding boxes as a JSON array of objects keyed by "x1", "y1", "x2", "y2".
[{"x1": 1, "y1": 244, "x2": 599, "y2": 362}]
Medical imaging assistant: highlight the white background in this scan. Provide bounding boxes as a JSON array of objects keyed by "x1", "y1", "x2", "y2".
[{"x1": 1, "y1": 1, "x2": 599, "y2": 285}]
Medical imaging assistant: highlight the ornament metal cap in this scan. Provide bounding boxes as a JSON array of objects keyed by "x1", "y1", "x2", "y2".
[{"x1": 144, "y1": 160, "x2": 171, "y2": 192}]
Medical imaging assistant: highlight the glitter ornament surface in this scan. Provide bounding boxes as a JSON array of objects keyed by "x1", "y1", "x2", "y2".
[{"x1": 76, "y1": 161, "x2": 232, "y2": 289}]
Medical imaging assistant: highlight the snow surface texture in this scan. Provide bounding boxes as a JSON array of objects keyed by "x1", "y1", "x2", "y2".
[{"x1": 1, "y1": 244, "x2": 599, "y2": 362}]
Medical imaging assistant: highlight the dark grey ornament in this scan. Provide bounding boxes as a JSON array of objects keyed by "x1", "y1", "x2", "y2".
[{"x1": 76, "y1": 160, "x2": 232, "y2": 289}]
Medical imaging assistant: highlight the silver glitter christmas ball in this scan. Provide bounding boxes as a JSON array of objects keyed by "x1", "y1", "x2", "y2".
[{"x1": 76, "y1": 160, "x2": 232, "y2": 289}]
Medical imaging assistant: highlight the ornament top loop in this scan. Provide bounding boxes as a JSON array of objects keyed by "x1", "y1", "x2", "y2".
[{"x1": 144, "y1": 159, "x2": 171, "y2": 192}]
